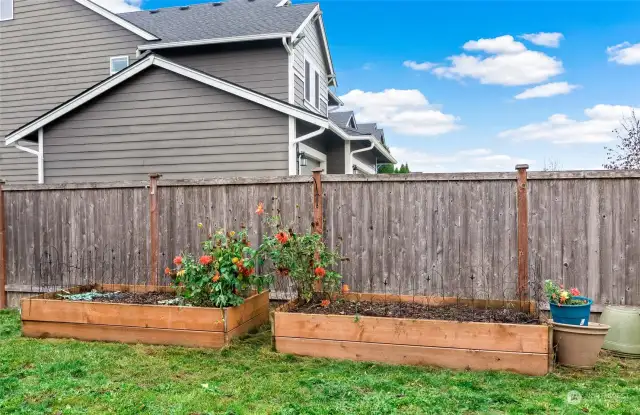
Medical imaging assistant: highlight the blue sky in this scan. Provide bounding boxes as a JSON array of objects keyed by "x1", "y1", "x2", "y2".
[{"x1": 105, "y1": 0, "x2": 640, "y2": 172}]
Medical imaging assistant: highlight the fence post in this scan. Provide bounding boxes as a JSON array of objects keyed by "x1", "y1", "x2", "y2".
[
  {"x1": 0, "y1": 179, "x2": 6, "y2": 309},
  {"x1": 149, "y1": 173, "x2": 161, "y2": 286},
  {"x1": 311, "y1": 168, "x2": 324, "y2": 235},
  {"x1": 516, "y1": 164, "x2": 529, "y2": 304}
]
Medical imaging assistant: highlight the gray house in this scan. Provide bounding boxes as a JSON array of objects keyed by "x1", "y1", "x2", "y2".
[{"x1": 0, "y1": 0, "x2": 395, "y2": 184}]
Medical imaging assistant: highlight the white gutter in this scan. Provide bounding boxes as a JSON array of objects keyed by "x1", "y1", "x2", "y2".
[
  {"x1": 328, "y1": 121, "x2": 397, "y2": 164},
  {"x1": 138, "y1": 33, "x2": 292, "y2": 51},
  {"x1": 282, "y1": 37, "x2": 292, "y2": 55}
]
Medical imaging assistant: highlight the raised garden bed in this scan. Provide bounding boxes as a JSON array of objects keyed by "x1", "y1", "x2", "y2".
[
  {"x1": 273, "y1": 293, "x2": 552, "y2": 376},
  {"x1": 21, "y1": 284, "x2": 269, "y2": 348}
]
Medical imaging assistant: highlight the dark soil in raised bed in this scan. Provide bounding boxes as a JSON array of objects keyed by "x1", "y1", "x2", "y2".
[
  {"x1": 290, "y1": 299, "x2": 540, "y2": 325},
  {"x1": 89, "y1": 292, "x2": 177, "y2": 305}
]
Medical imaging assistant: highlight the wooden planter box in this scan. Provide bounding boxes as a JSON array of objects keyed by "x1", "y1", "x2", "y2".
[
  {"x1": 273, "y1": 293, "x2": 552, "y2": 376},
  {"x1": 21, "y1": 284, "x2": 269, "y2": 348}
]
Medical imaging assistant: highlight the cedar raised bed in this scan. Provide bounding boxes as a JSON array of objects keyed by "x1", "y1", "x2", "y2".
[
  {"x1": 21, "y1": 284, "x2": 269, "y2": 348},
  {"x1": 273, "y1": 293, "x2": 552, "y2": 376}
]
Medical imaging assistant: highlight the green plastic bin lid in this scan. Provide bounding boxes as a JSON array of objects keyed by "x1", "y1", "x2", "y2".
[{"x1": 599, "y1": 306, "x2": 640, "y2": 357}]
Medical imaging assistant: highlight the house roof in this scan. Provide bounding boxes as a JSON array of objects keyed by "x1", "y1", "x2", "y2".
[
  {"x1": 4, "y1": 52, "x2": 328, "y2": 146},
  {"x1": 118, "y1": 0, "x2": 318, "y2": 44},
  {"x1": 328, "y1": 111, "x2": 354, "y2": 127},
  {"x1": 357, "y1": 123, "x2": 385, "y2": 143},
  {"x1": 74, "y1": 0, "x2": 159, "y2": 40}
]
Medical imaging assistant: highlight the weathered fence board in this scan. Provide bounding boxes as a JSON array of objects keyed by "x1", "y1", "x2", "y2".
[{"x1": 2, "y1": 170, "x2": 639, "y2": 307}]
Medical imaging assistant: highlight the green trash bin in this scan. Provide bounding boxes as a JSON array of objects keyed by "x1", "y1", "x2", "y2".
[{"x1": 599, "y1": 306, "x2": 640, "y2": 358}]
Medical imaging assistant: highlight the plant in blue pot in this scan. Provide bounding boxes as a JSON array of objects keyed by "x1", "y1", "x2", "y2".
[{"x1": 544, "y1": 280, "x2": 592, "y2": 326}]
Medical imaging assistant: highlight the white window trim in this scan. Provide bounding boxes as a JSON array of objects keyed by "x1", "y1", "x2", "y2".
[
  {"x1": 352, "y1": 158, "x2": 376, "y2": 175},
  {"x1": 298, "y1": 143, "x2": 327, "y2": 172},
  {"x1": 110, "y1": 56, "x2": 130, "y2": 76},
  {"x1": 0, "y1": 0, "x2": 13, "y2": 21},
  {"x1": 303, "y1": 54, "x2": 321, "y2": 112}
]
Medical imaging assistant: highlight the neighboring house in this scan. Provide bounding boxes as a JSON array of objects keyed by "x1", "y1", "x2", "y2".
[{"x1": 0, "y1": 0, "x2": 395, "y2": 184}]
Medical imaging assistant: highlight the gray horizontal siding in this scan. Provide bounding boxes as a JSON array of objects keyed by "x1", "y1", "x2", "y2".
[
  {"x1": 159, "y1": 44, "x2": 289, "y2": 102},
  {"x1": 43, "y1": 67, "x2": 289, "y2": 182},
  {"x1": 0, "y1": 0, "x2": 147, "y2": 184},
  {"x1": 293, "y1": 20, "x2": 329, "y2": 114},
  {"x1": 0, "y1": 143, "x2": 38, "y2": 184},
  {"x1": 0, "y1": 0, "x2": 144, "y2": 138},
  {"x1": 294, "y1": 75, "x2": 304, "y2": 107}
]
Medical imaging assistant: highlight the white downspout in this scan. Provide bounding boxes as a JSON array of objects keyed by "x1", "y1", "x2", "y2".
[
  {"x1": 292, "y1": 127, "x2": 325, "y2": 175},
  {"x1": 14, "y1": 129, "x2": 44, "y2": 184},
  {"x1": 38, "y1": 128, "x2": 44, "y2": 184},
  {"x1": 349, "y1": 141, "x2": 375, "y2": 174},
  {"x1": 293, "y1": 126, "x2": 325, "y2": 144}
]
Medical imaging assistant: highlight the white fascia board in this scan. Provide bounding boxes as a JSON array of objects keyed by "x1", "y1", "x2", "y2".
[
  {"x1": 353, "y1": 158, "x2": 376, "y2": 175},
  {"x1": 292, "y1": 5, "x2": 319, "y2": 40},
  {"x1": 5, "y1": 57, "x2": 155, "y2": 145},
  {"x1": 276, "y1": 0, "x2": 291, "y2": 7},
  {"x1": 74, "y1": 0, "x2": 159, "y2": 41},
  {"x1": 328, "y1": 121, "x2": 396, "y2": 164},
  {"x1": 7, "y1": 54, "x2": 327, "y2": 145},
  {"x1": 328, "y1": 89, "x2": 344, "y2": 106},
  {"x1": 153, "y1": 57, "x2": 328, "y2": 128},
  {"x1": 138, "y1": 33, "x2": 292, "y2": 51},
  {"x1": 316, "y1": 14, "x2": 337, "y2": 87}
]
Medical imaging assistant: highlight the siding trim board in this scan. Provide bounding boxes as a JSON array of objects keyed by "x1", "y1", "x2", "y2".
[
  {"x1": 5, "y1": 53, "x2": 329, "y2": 146},
  {"x1": 72, "y1": 0, "x2": 159, "y2": 41}
]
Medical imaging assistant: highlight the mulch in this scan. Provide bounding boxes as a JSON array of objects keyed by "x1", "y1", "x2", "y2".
[
  {"x1": 290, "y1": 299, "x2": 540, "y2": 325},
  {"x1": 82, "y1": 292, "x2": 176, "y2": 305}
]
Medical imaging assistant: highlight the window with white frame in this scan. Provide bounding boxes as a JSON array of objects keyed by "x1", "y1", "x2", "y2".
[
  {"x1": 304, "y1": 58, "x2": 321, "y2": 110},
  {"x1": 110, "y1": 56, "x2": 129, "y2": 75},
  {"x1": 0, "y1": 0, "x2": 14, "y2": 21}
]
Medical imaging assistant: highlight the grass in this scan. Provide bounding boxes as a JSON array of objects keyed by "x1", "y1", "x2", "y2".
[{"x1": 1, "y1": 309, "x2": 639, "y2": 415}]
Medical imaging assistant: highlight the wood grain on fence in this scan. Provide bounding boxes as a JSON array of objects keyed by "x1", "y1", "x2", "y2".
[{"x1": 2, "y1": 170, "x2": 639, "y2": 307}]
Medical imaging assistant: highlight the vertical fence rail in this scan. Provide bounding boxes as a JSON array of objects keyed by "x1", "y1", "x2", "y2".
[
  {"x1": 149, "y1": 173, "x2": 161, "y2": 286},
  {"x1": 516, "y1": 165, "x2": 529, "y2": 303},
  {"x1": 0, "y1": 179, "x2": 6, "y2": 309}
]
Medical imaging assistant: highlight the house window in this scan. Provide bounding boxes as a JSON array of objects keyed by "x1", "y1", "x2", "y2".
[
  {"x1": 304, "y1": 58, "x2": 321, "y2": 110},
  {"x1": 110, "y1": 56, "x2": 129, "y2": 75},
  {"x1": 0, "y1": 0, "x2": 13, "y2": 21}
]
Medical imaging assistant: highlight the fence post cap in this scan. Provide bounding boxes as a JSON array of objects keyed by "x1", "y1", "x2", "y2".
[
  {"x1": 515, "y1": 164, "x2": 529, "y2": 170},
  {"x1": 149, "y1": 173, "x2": 162, "y2": 178},
  {"x1": 311, "y1": 168, "x2": 324, "y2": 173}
]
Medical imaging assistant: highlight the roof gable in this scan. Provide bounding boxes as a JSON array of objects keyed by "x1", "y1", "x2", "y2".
[{"x1": 5, "y1": 53, "x2": 327, "y2": 145}]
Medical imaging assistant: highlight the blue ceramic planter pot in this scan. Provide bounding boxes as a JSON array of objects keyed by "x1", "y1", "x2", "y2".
[{"x1": 550, "y1": 296, "x2": 593, "y2": 326}]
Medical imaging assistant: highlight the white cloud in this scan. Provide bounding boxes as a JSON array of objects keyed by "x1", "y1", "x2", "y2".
[
  {"x1": 520, "y1": 32, "x2": 564, "y2": 48},
  {"x1": 362, "y1": 63, "x2": 374, "y2": 70},
  {"x1": 339, "y1": 89, "x2": 460, "y2": 136},
  {"x1": 463, "y1": 35, "x2": 526, "y2": 54},
  {"x1": 430, "y1": 35, "x2": 563, "y2": 86},
  {"x1": 498, "y1": 104, "x2": 639, "y2": 144},
  {"x1": 514, "y1": 82, "x2": 579, "y2": 100},
  {"x1": 607, "y1": 42, "x2": 640, "y2": 65},
  {"x1": 403, "y1": 60, "x2": 437, "y2": 71},
  {"x1": 390, "y1": 147, "x2": 535, "y2": 172},
  {"x1": 93, "y1": 0, "x2": 142, "y2": 13}
]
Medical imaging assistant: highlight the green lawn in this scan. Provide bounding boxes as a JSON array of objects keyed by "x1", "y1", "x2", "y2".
[{"x1": 1, "y1": 309, "x2": 639, "y2": 415}]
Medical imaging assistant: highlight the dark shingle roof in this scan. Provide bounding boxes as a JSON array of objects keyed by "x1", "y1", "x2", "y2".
[
  {"x1": 358, "y1": 122, "x2": 385, "y2": 143},
  {"x1": 328, "y1": 111, "x2": 354, "y2": 127},
  {"x1": 118, "y1": 0, "x2": 318, "y2": 43}
]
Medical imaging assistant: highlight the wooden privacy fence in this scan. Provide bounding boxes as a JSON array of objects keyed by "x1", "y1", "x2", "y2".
[{"x1": 1, "y1": 169, "x2": 639, "y2": 309}]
